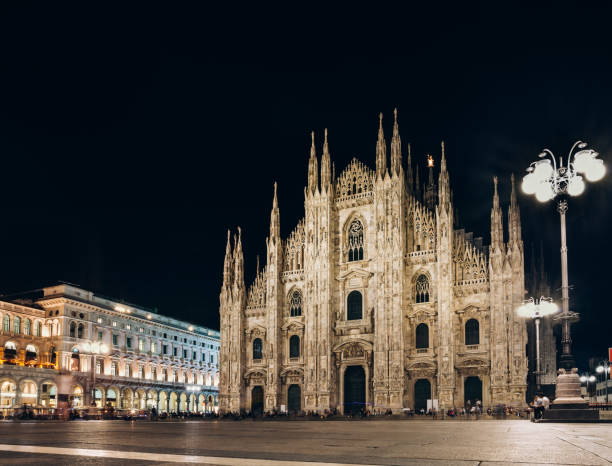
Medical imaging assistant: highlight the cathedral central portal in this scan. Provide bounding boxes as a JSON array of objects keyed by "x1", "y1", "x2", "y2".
[{"x1": 343, "y1": 365, "x2": 366, "y2": 415}]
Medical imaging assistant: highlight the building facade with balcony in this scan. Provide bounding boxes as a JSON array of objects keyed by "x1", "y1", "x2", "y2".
[
  {"x1": 0, "y1": 283, "x2": 219, "y2": 414},
  {"x1": 219, "y1": 114, "x2": 528, "y2": 416}
]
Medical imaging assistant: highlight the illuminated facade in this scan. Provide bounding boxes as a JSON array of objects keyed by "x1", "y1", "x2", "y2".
[
  {"x1": 0, "y1": 284, "x2": 219, "y2": 414},
  {"x1": 219, "y1": 111, "x2": 528, "y2": 415}
]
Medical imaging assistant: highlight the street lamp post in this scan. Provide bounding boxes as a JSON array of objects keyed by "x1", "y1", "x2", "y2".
[
  {"x1": 517, "y1": 297, "x2": 560, "y2": 390},
  {"x1": 595, "y1": 361, "x2": 611, "y2": 404},
  {"x1": 579, "y1": 374, "x2": 597, "y2": 403},
  {"x1": 522, "y1": 141, "x2": 605, "y2": 369}
]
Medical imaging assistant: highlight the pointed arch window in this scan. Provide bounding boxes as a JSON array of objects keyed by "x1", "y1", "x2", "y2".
[
  {"x1": 77, "y1": 323, "x2": 84, "y2": 339},
  {"x1": 289, "y1": 290, "x2": 302, "y2": 317},
  {"x1": 253, "y1": 338, "x2": 263, "y2": 360},
  {"x1": 465, "y1": 318, "x2": 480, "y2": 345},
  {"x1": 289, "y1": 335, "x2": 300, "y2": 358},
  {"x1": 347, "y1": 290, "x2": 363, "y2": 320},
  {"x1": 415, "y1": 323, "x2": 429, "y2": 349},
  {"x1": 24, "y1": 318, "x2": 31, "y2": 336},
  {"x1": 69, "y1": 321, "x2": 76, "y2": 338},
  {"x1": 347, "y1": 219, "x2": 364, "y2": 262},
  {"x1": 415, "y1": 275, "x2": 430, "y2": 303},
  {"x1": 35, "y1": 321, "x2": 42, "y2": 337},
  {"x1": 2, "y1": 315, "x2": 9, "y2": 332}
]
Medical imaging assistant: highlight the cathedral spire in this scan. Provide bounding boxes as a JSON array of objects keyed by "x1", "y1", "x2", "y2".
[
  {"x1": 406, "y1": 142, "x2": 414, "y2": 195},
  {"x1": 438, "y1": 141, "x2": 451, "y2": 208},
  {"x1": 424, "y1": 154, "x2": 437, "y2": 210},
  {"x1": 270, "y1": 182, "x2": 280, "y2": 240},
  {"x1": 490, "y1": 176, "x2": 504, "y2": 251},
  {"x1": 390, "y1": 108, "x2": 402, "y2": 176},
  {"x1": 508, "y1": 174, "x2": 522, "y2": 245},
  {"x1": 320, "y1": 128, "x2": 331, "y2": 192},
  {"x1": 375, "y1": 113, "x2": 387, "y2": 177},
  {"x1": 222, "y1": 229, "x2": 233, "y2": 289},
  {"x1": 307, "y1": 131, "x2": 319, "y2": 195},
  {"x1": 233, "y1": 226, "x2": 245, "y2": 291},
  {"x1": 415, "y1": 164, "x2": 421, "y2": 201}
]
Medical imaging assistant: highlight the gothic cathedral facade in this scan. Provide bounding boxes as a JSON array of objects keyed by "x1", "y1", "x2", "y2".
[{"x1": 219, "y1": 110, "x2": 527, "y2": 415}]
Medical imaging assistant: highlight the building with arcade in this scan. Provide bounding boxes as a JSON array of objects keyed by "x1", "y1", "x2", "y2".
[{"x1": 0, "y1": 283, "x2": 219, "y2": 415}]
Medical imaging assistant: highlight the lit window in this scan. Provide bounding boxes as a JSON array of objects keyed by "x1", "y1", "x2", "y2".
[
  {"x1": 139, "y1": 327, "x2": 144, "y2": 333},
  {"x1": 112, "y1": 321, "x2": 117, "y2": 327},
  {"x1": 138, "y1": 339, "x2": 145, "y2": 352},
  {"x1": 151, "y1": 342, "x2": 157, "y2": 353},
  {"x1": 125, "y1": 324, "x2": 131, "y2": 331},
  {"x1": 97, "y1": 317, "x2": 103, "y2": 324}
]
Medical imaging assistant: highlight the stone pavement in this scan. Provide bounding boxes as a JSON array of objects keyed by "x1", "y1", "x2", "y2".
[{"x1": 0, "y1": 419, "x2": 609, "y2": 465}]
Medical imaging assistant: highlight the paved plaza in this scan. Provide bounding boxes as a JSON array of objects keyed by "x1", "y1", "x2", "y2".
[{"x1": 0, "y1": 419, "x2": 610, "y2": 465}]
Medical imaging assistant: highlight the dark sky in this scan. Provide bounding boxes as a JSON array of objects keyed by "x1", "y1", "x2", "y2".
[{"x1": 1, "y1": 4, "x2": 611, "y2": 368}]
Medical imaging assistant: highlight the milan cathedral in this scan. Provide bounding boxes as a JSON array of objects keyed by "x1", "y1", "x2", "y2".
[{"x1": 219, "y1": 110, "x2": 528, "y2": 415}]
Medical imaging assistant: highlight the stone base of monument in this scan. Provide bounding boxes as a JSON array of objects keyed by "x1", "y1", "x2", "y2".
[{"x1": 539, "y1": 368, "x2": 600, "y2": 423}]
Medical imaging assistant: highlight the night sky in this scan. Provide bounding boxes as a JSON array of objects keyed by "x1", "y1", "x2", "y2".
[{"x1": 1, "y1": 4, "x2": 611, "y2": 368}]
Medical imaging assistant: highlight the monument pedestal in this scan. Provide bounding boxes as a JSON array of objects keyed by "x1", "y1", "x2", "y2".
[{"x1": 540, "y1": 368, "x2": 599, "y2": 422}]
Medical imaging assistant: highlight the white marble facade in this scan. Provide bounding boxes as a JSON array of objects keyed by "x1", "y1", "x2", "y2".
[{"x1": 219, "y1": 111, "x2": 527, "y2": 415}]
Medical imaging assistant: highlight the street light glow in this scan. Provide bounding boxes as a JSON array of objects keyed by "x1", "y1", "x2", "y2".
[
  {"x1": 596, "y1": 365, "x2": 604, "y2": 373},
  {"x1": 516, "y1": 297, "x2": 559, "y2": 319}
]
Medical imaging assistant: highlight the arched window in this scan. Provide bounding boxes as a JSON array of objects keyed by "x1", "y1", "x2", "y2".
[
  {"x1": 415, "y1": 275, "x2": 430, "y2": 303},
  {"x1": 289, "y1": 290, "x2": 302, "y2": 317},
  {"x1": 415, "y1": 323, "x2": 429, "y2": 349},
  {"x1": 35, "y1": 321, "x2": 42, "y2": 337},
  {"x1": 4, "y1": 341, "x2": 17, "y2": 360},
  {"x1": 13, "y1": 316, "x2": 20, "y2": 334},
  {"x1": 289, "y1": 335, "x2": 300, "y2": 358},
  {"x1": 465, "y1": 319, "x2": 480, "y2": 345},
  {"x1": 347, "y1": 219, "x2": 364, "y2": 262},
  {"x1": 69, "y1": 321, "x2": 76, "y2": 338},
  {"x1": 77, "y1": 323, "x2": 84, "y2": 339},
  {"x1": 25, "y1": 344, "x2": 37, "y2": 363},
  {"x1": 2, "y1": 315, "x2": 9, "y2": 332},
  {"x1": 253, "y1": 338, "x2": 263, "y2": 360},
  {"x1": 347, "y1": 290, "x2": 363, "y2": 320},
  {"x1": 24, "y1": 319, "x2": 31, "y2": 336}
]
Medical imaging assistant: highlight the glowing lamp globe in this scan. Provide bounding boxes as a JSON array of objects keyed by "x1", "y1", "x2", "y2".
[
  {"x1": 521, "y1": 173, "x2": 537, "y2": 194},
  {"x1": 533, "y1": 160, "x2": 553, "y2": 181},
  {"x1": 596, "y1": 365, "x2": 605, "y2": 374},
  {"x1": 535, "y1": 182, "x2": 554, "y2": 202},
  {"x1": 567, "y1": 175, "x2": 585, "y2": 197},
  {"x1": 573, "y1": 150, "x2": 596, "y2": 174},
  {"x1": 585, "y1": 159, "x2": 605, "y2": 182},
  {"x1": 589, "y1": 375, "x2": 596, "y2": 383},
  {"x1": 579, "y1": 375, "x2": 587, "y2": 383}
]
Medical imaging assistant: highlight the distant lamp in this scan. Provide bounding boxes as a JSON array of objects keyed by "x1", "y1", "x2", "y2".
[
  {"x1": 589, "y1": 375, "x2": 596, "y2": 383},
  {"x1": 579, "y1": 375, "x2": 587, "y2": 383},
  {"x1": 596, "y1": 365, "x2": 604, "y2": 374}
]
